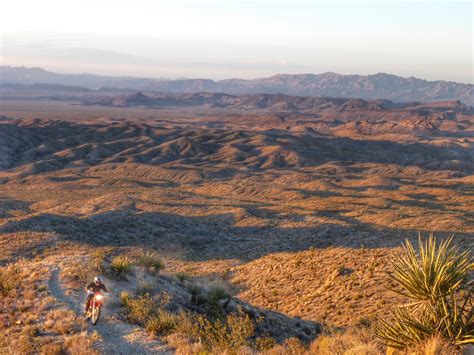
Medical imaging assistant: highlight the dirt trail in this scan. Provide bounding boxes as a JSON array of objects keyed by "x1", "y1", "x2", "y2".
[{"x1": 48, "y1": 268, "x2": 173, "y2": 355}]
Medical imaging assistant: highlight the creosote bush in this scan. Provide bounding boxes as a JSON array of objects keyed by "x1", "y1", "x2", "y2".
[{"x1": 376, "y1": 234, "x2": 473, "y2": 349}]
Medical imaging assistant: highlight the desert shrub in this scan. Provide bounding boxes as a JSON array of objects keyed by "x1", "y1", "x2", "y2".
[
  {"x1": 191, "y1": 285, "x2": 229, "y2": 307},
  {"x1": 308, "y1": 327, "x2": 382, "y2": 355},
  {"x1": 279, "y1": 338, "x2": 307, "y2": 355},
  {"x1": 173, "y1": 311, "x2": 196, "y2": 335},
  {"x1": 189, "y1": 310, "x2": 255, "y2": 353},
  {"x1": 7, "y1": 335, "x2": 34, "y2": 354},
  {"x1": 40, "y1": 342, "x2": 64, "y2": 355},
  {"x1": 186, "y1": 284, "x2": 232, "y2": 318},
  {"x1": 175, "y1": 272, "x2": 191, "y2": 282},
  {"x1": 22, "y1": 324, "x2": 41, "y2": 337},
  {"x1": 405, "y1": 335, "x2": 460, "y2": 355},
  {"x1": 121, "y1": 291, "x2": 181, "y2": 338},
  {"x1": 376, "y1": 234, "x2": 473, "y2": 349},
  {"x1": 63, "y1": 331, "x2": 100, "y2": 355},
  {"x1": 110, "y1": 255, "x2": 132, "y2": 275},
  {"x1": 146, "y1": 310, "x2": 178, "y2": 336},
  {"x1": 165, "y1": 332, "x2": 204, "y2": 355},
  {"x1": 0, "y1": 264, "x2": 19, "y2": 297},
  {"x1": 187, "y1": 284, "x2": 203, "y2": 304},
  {"x1": 136, "y1": 282, "x2": 154, "y2": 296},
  {"x1": 262, "y1": 337, "x2": 307, "y2": 355},
  {"x1": 45, "y1": 308, "x2": 85, "y2": 335},
  {"x1": 198, "y1": 286, "x2": 231, "y2": 318},
  {"x1": 122, "y1": 293, "x2": 157, "y2": 324},
  {"x1": 121, "y1": 290, "x2": 268, "y2": 354},
  {"x1": 52, "y1": 320, "x2": 75, "y2": 336},
  {"x1": 119, "y1": 291, "x2": 131, "y2": 307},
  {"x1": 90, "y1": 249, "x2": 106, "y2": 272},
  {"x1": 136, "y1": 250, "x2": 164, "y2": 273},
  {"x1": 254, "y1": 335, "x2": 277, "y2": 352},
  {"x1": 206, "y1": 286, "x2": 229, "y2": 305},
  {"x1": 61, "y1": 260, "x2": 89, "y2": 285}
]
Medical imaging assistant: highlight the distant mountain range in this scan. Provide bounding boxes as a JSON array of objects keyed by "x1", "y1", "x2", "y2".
[
  {"x1": 83, "y1": 91, "x2": 474, "y2": 115},
  {"x1": 1, "y1": 66, "x2": 473, "y2": 105}
]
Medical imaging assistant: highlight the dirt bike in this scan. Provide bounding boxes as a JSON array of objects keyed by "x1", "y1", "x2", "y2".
[{"x1": 86, "y1": 291, "x2": 105, "y2": 325}]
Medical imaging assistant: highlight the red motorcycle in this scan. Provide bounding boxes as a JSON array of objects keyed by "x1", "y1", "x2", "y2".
[{"x1": 86, "y1": 291, "x2": 105, "y2": 325}]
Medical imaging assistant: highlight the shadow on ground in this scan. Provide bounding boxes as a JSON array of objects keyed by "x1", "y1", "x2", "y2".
[{"x1": 1, "y1": 207, "x2": 468, "y2": 263}]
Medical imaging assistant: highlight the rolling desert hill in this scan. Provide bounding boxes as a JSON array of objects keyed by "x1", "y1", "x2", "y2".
[
  {"x1": 0, "y1": 89, "x2": 473, "y2": 353},
  {"x1": 2, "y1": 66, "x2": 473, "y2": 105},
  {"x1": 1, "y1": 118, "x2": 473, "y2": 176}
]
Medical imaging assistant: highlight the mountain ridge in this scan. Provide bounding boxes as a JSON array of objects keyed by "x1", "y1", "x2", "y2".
[
  {"x1": 81, "y1": 91, "x2": 474, "y2": 115},
  {"x1": 1, "y1": 66, "x2": 473, "y2": 105}
]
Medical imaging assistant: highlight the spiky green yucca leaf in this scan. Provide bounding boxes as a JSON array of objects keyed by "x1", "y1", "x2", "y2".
[
  {"x1": 377, "y1": 234, "x2": 473, "y2": 349},
  {"x1": 378, "y1": 291, "x2": 474, "y2": 349},
  {"x1": 388, "y1": 234, "x2": 472, "y2": 303}
]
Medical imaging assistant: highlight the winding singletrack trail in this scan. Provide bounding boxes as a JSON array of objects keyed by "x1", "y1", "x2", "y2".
[{"x1": 48, "y1": 267, "x2": 172, "y2": 355}]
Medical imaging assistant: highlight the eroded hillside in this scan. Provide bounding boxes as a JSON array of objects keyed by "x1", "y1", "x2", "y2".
[{"x1": 0, "y1": 110, "x2": 472, "y2": 353}]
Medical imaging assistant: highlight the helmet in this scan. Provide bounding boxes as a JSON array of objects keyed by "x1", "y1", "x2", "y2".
[{"x1": 94, "y1": 276, "x2": 102, "y2": 284}]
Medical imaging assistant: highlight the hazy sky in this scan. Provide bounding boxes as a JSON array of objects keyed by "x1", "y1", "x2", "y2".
[{"x1": 1, "y1": 0, "x2": 473, "y2": 82}]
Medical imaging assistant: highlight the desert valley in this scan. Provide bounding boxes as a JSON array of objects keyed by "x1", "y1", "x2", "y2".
[{"x1": 0, "y1": 65, "x2": 472, "y2": 354}]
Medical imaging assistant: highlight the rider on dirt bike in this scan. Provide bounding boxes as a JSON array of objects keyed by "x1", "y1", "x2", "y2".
[{"x1": 84, "y1": 276, "x2": 108, "y2": 314}]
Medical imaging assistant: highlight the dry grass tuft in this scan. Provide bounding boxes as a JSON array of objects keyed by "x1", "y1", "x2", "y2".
[
  {"x1": 308, "y1": 328, "x2": 382, "y2": 355},
  {"x1": 40, "y1": 342, "x2": 64, "y2": 355},
  {"x1": 90, "y1": 249, "x2": 107, "y2": 273},
  {"x1": 61, "y1": 260, "x2": 90, "y2": 287},
  {"x1": 63, "y1": 331, "x2": 100, "y2": 354},
  {"x1": 263, "y1": 337, "x2": 307, "y2": 355},
  {"x1": 0, "y1": 264, "x2": 20, "y2": 297},
  {"x1": 45, "y1": 308, "x2": 86, "y2": 335}
]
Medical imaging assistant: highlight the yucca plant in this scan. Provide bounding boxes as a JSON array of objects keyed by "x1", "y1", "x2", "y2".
[
  {"x1": 111, "y1": 255, "x2": 132, "y2": 275},
  {"x1": 136, "y1": 250, "x2": 164, "y2": 273},
  {"x1": 376, "y1": 234, "x2": 473, "y2": 349}
]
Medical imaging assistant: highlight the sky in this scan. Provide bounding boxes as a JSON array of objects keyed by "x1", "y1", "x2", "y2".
[{"x1": 1, "y1": 0, "x2": 473, "y2": 83}]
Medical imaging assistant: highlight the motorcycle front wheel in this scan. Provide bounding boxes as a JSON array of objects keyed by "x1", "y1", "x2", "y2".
[{"x1": 91, "y1": 305, "x2": 101, "y2": 325}]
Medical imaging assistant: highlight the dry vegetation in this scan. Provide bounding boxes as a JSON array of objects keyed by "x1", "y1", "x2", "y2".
[
  {"x1": 0, "y1": 258, "x2": 100, "y2": 354},
  {"x1": 0, "y1": 100, "x2": 472, "y2": 353}
]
